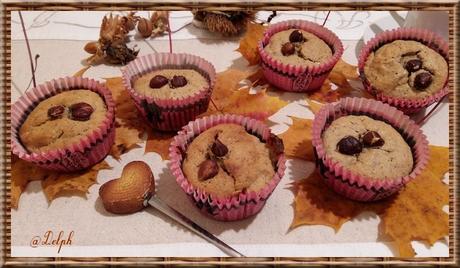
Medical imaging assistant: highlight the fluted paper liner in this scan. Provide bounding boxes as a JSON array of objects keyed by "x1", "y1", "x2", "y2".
[
  {"x1": 121, "y1": 53, "x2": 216, "y2": 131},
  {"x1": 11, "y1": 77, "x2": 116, "y2": 172},
  {"x1": 312, "y1": 97, "x2": 429, "y2": 201},
  {"x1": 169, "y1": 114, "x2": 286, "y2": 221},
  {"x1": 358, "y1": 27, "x2": 449, "y2": 114},
  {"x1": 258, "y1": 20, "x2": 344, "y2": 92}
]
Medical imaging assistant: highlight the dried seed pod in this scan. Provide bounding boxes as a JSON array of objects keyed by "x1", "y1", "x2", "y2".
[
  {"x1": 123, "y1": 12, "x2": 138, "y2": 31},
  {"x1": 137, "y1": 18, "x2": 153, "y2": 38},
  {"x1": 150, "y1": 11, "x2": 170, "y2": 37},
  {"x1": 84, "y1": 41, "x2": 99, "y2": 54}
]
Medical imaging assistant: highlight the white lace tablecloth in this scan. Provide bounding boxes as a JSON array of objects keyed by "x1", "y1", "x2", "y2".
[{"x1": 10, "y1": 11, "x2": 449, "y2": 257}]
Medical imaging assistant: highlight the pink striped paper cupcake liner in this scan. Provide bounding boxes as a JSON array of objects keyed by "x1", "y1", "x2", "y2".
[
  {"x1": 358, "y1": 27, "x2": 449, "y2": 114},
  {"x1": 169, "y1": 114, "x2": 287, "y2": 221},
  {"x1": 258, "y1": 20, "x2": 343, "y2": 92},
  {"x1": 312, "y1": 97, "x2": 429, "y2": 202},
  {"x1": 11, "y1": 77, "x2": 116, "y2": 172},
  {"x1": 121, "y1": 53, "x2": 216, "y2": 131}
]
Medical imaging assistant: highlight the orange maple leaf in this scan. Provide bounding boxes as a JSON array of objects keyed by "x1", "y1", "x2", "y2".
[
  {"x1": 222, "y1": 87, "x2": 287, "y2": 121},
  {"x1": 105, "y1": 77, "x2": 148, "y2": 134},
  {"x1": 307, "y1": 59, "x2": 372, "y2": 105},
  {"x1": 236, "y1": 22, "x2": 266, "y2": 65},
  {"x1": 11, "y1": 155, "x2": 50, "y2": 209},
  {"x1": 11, "y1": 158, "x2": 111, "y2": 207},
  {"x1": 380, "y1": 145, "x2": 449, "y2": 257},
  {"x1": 306, "y1": 99, "x2": 324, "y2": 115},
  {"x1": 291, "y1": 169, "x2": 366, "y2": 232},
  {"x1": 104, "y1": 77, "x2": 147, "y2": 159},
  {"x1": 41, "y1": 161, "x2": 111, "y2": 202},
  {"x1": 279, "y1": 117, "x2": 315, "y2": 161},
  {"x1": 291, "y1": 145, "x2": 449, "y2": 257},
  {"x1": 205, "y1": 69, "x2": 288, "y2": 120},
  {"x1": 144, "y1": 130, "x2": 175, "y2": 160}
]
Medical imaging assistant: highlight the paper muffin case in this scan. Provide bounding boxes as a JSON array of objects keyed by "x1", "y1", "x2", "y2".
[
  {"x1": 258, "y1": 20, "x2": 344, "y2": 92},
  {"x1": 169, "y1": 114, "x2": 287, "y2": 221},
  {"x1": 121, "y1": 53, "x2": 216, "y2": 131},
  {"x1": 11, "y1": 77, "x2": 116, "y2": 172},
  {"x1": 312, "y1": 97, "x2": 429, "y2": 202},
  {"x1": 358, "y1": 27, "x2": 449, "y2": 114}
]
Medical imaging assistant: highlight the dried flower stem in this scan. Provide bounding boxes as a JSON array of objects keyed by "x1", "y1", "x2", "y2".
[
  {"x1": 25, "y1": 54, "x2": 40, "y2": 91},
  {"x1": 18, "y1": 11, "x2": 37, "y2": 88},
  {"x1": 167, "y1": 15, "x2": 172, "y2": 53},
  {"x1": 322, "y1": 11, "x2": 331, "y2": 26},
  {"x1": 417, "y1": 94, "x2": 448, "y2": 125},
  {"x1": 210, "y1": 98, "x2": 223, "y2": 114}
]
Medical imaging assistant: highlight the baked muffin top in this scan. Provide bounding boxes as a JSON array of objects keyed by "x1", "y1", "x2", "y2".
[
  {"x1": 364, "y1": 40, "x2": 448, "y2": 99},
  {"x1": 322, "y1": 115, "x2": 413, "y2": 179},
  {"x1": 133, "y1": 68, "x2": 208, "y2": 100},
  {"x1": 264, "y1": 29, "x2": 333, "y2": 66},
  {"x1": 19, "y1": 89, "x2": 107, "y2": 153},
  {"x1": 182, "y1": 124, "x2": 276, "y2": 197}
]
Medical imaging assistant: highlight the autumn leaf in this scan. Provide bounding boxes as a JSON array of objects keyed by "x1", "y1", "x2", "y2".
[
  {"x1": 306, "y1": 99, "x2": 324, "y2": 115},
  {"x1": 111, "y1": 126, "x2": 142, "y2": 159},
  {"x1": 73, "y1": 66, "x2": 91, "y2": 77},
  {"x1": 41, "y1": 161, "x2": 111, "y2": 202},
  {"x1": 11, "y1": 155, "x2": 50, "y2": 209},
  {"x1": 279, "y1": 117, "x2": 315, "y2": 161},
  {"x1": 291, "y1": 145, "x2": 449, "y2": 257},
  {"x1": 209, "y1": 69, "x2": 253, "y2": 110},
  {"x1": 332, "y1": 59, "x2": 359, "y2": 81},
  {"x1": 11, "y1": 157, "x2": 111, "y2": 207},
  {"x1": 380, "y1": 145, "x2": 449, "y2": 257},
  {"x1": 205, "y1": 69, "x2": 287, "y2": 120},
  {"x1": 104, "y1": 77, "x2": 147, "y2": 159},
  {"x1": 105, "y1": 77, "x2": 148, "y2": 134},
  {"x1": 144, "y1": 130, "x2": 175, "y2": 160},
  {"x1": 237, "y1": 22, "x2": 266, "y2": 65},
  {"x1": 222, "y1": 87, "x2": 287, "y2": 120},
  {"x1": 307, "y1": 60, "x2": 372, "y2": 104},
  {"x1": 308, "y1": 79, "x2": 343, "y2": 103},
  {"x1": 291, "y1": 169, "x2": 367, "y2": 232}
]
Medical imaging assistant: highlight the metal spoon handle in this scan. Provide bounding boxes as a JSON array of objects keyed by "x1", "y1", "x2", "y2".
[{"x1": 146, "y1": 196, "x2": 245, "y2": 257}]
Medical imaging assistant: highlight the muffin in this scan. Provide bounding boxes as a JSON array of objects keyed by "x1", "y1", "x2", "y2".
[
  {"x1": 133, "y1": 69, "x2": 208, "y2": 100},
  {"x1": 359, "y1": 28, "x2": 449, "y2": 114},
  {"x1": 182, "y1": 124, "x2": 275, "y2": 197},
  {"x1": 122, "y1": 53, "x2": 216, "y2": 131},
  {"x1": 169, "y1": 114, "x2": 286, "y2": 221},
  {"x1": 322, "y1": 115, "x2": 413, "y2": 179},
  {"x1": 19, "y1": 90, "x2": 107, "y2": 153},
  {"x1": 263, "y1": 29, "x2": 333, "y2": 66},
  {"x1": 364, "y1": 40, "x2": 448, "y2": 99},
  {"x1": 11, "y1": 77, "x2": 115, "y2": 172},
  {"x1": 312, "y1": 97, "x2": 429, "y2": 202},
  {"x1": 258, "y1": 20, "x2": 343, "y2": 92}
]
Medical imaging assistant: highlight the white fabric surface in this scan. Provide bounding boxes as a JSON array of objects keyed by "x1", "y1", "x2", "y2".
[{"x1": 10, "y1": 11, "x2": 449, "y2": 257}]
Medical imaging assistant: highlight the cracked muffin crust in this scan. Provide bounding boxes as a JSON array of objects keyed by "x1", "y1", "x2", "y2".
[
  {"x1": 182, "y1": 124, "x2": 276, "y2": 197},
  {"x1": 363, "y1": 40, "x2": 448, "y2": 99},
  {"x1": 133, "y1": 68, "x2": 209, "y2": 100},
  {"x1": 322, "y1": 115, "x2": 413, "y2": 179},
  {"x1": 263, "y1": 28, "x2": 333, "y2": 66},
  {"x1": 19, "y1": 89, "x2": 107, "y2": 153}
]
